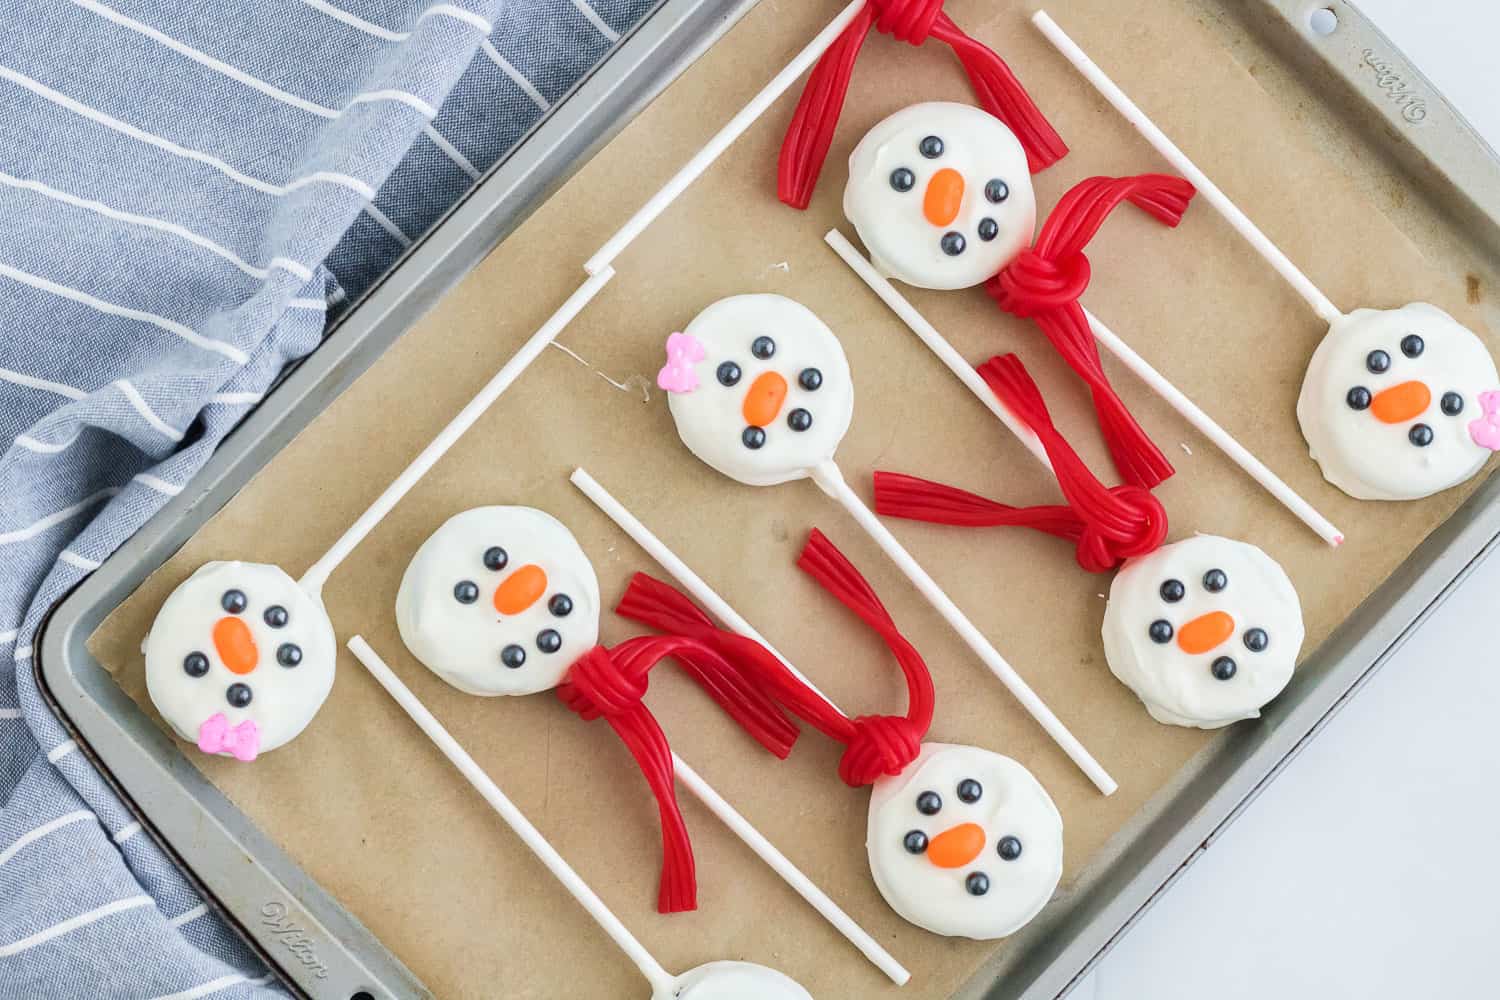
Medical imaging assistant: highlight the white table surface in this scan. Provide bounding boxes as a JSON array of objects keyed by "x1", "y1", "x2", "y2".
[{"x1": 1081, "y1": 3, "x2": 1500, "y2": 998}]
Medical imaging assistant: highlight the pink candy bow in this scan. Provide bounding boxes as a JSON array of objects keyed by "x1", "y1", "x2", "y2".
[
  {"x1": 657, "y1": 331, "x2": 705, "y2": 393},
  {"x1": 197, "y1": 713, "x2": 260, "y2": 761},
  {"x1": 1469, "y1": 391, "x2": 1500, "y2": 451}
]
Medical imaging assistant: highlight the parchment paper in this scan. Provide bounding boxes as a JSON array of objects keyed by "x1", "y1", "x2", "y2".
[{"x1": 90, "y1": 0, "x2": 1495, "y2": 996}]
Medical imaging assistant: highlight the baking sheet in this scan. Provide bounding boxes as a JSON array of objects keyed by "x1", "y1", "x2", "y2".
[{"x1": 88, "y1": 0, "x2": 1494, "y2": 996}]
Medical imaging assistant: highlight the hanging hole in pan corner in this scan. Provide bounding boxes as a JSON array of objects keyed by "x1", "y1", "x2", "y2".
[
  {"x1": 350, "y1": 992, "x2": 375, "y2": 1000},
  {"x1": 1309, "y1": 7, "x2": 1338, "y2": 35}
]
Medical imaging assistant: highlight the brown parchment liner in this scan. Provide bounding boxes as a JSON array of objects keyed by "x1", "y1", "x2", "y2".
[{"x1": 89, "y1": 0, "x2": 1495, "y2": 996}]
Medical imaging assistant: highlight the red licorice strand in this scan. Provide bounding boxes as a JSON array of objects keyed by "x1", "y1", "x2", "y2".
[
  {"x1": 929, "y1": 14, "x2": 1067, "y2": 173},
  {"x1": 873, "y1": 471, "x2": 1086, "y2": 536},
  {"x1": 617, "y1": 574, "x2": 857, "y2": 750},
  {"x1": 777, "y1": 0, "x2": 1064, "y2": 209},
  {"x1": 796, "y1": 530, "x2": 936, "y2": 746},
  {"x1": 988, "y1": 174, "x2": 1196, "y2": 488}
]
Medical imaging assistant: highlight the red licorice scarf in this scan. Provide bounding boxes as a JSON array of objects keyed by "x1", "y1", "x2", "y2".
[
  {"x1": 778, "y1": 0, "x2": 1067, "y2": 210},
  {"x1": 557, "y1": 606, "x2": 799, "y2": 913},
  {"x1": 873, "y1": 353, "x2": 1168, "y2": 573},
  {"x1": 618, "y1": 530, "x2": 935, "y2": 789},
  {"x1": 987, "y1": 173, "x2": 1196, "y2": 490}
]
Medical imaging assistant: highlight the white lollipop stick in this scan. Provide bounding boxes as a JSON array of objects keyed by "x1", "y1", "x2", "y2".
[
  {"x1": 571, "y1": 467, "x2": 911, "y2": 986},
  {"x1": 1031, "y1": 10, "x2": 1344, "y2": 326},
  {"x1": 347, "y1": 635, "x2": 677, "y2": 996},
  {"x1": 825, "y1": 229, "x2": 1345, "y2": 547},
  {"x1": 822, "y1": 231, "x2": 1051, "y2": 469},
  {"x1": 809, "y1": 460, "x2": 1118, "y2": 796},
  {"x1": 298, "y1": 268, "x2": 616, "y2": 596},
  {"x1": 585, "y1": 0, "x2": 869, "y2": 276},
  {"x1": 351, "y1": 630, "x2": 898, "y2": 984}
]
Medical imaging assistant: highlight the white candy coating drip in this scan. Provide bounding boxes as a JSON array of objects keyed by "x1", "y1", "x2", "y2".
[
  {"x1": 867, "y1": 744, "x2": 1063, "y2": 939},
  {"x1": 144, "y1": 561, "x2": 335, "y2": 758},
  {"x1": 1297, "y1": 304, "x2": 1499, "y2": 501},
  {"x1": 1102, "y1": 535, "x2": 1303, "y2": 728}
]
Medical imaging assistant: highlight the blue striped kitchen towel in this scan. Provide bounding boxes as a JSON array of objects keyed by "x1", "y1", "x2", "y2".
[{"x1": 0, "y1": 1, "x2": 653, "y2": 996}]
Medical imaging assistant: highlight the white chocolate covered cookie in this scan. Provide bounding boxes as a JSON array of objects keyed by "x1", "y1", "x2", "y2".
[
  {"x1": 396, "y1": 506, "x2": 601, "y2": 697},
  {"x1": 662, "y1": 294, "x2": 853, "y2": 487},
  {"x1": 865, "y1": 743, "x2": 1063, "y2": 940},
  {"x1": 1297, "y1": 302, "x2": 1500, "y2": 500},
  {"x1": 1103, "y1": 535, "x2": 1303, "y2": 729},
  {"x1": 662, "y1": 962, "x2": 814, "y2": 1000},
  {"x1": 144, "y1": 561, "x2": 336, "y2": 760},
  {"x1": 844, "y1": 102, "x2": 1037, "y2": 291}
]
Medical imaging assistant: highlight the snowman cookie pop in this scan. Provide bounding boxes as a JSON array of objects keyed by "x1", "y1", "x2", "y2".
[
  {"x1": 347, "y1": 637, "x2": 813, "y2": 999},
  {"x1": 145, "y1": 562, "x2": 335, "y2": 761},
  {"x1": 658, "y1": 292, "x2": 1115, "y2": 794},
  {"x1": 619, "y1": 529, "x2": 1064, "y2": 939},
  {"x1": 875, "y1": 352, "x2": 1306, "y2": 727},
  {"x1": 387, "y1": 504, "x2": 908, "y2": 981},
  {"x1": 1034, "y1": 11, "x2": 1500, "y2": 502},
  {"x1": 394, "y1": 505, "x2": 798, "y2": 914}
]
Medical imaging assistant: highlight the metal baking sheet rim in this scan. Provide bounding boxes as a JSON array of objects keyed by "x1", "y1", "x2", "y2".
[{"x1": 29, "y1": 2, "x2": 1500, "y2": 999}]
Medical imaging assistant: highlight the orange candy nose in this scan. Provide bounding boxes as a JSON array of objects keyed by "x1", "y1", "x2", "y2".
[
  {"x1": 1177, "y1": 611, "x2": 1235, "y2": 655},
  {"x1": 923, "y1": 168, "x2": 965, "y2": 227},
  {"x1": 741, "y1": 371, "x2": 788, "y2": 427},
  {"x1": 494, "y1": 564, "x2": 548, "y2": 615},
  {"x1": 212, "y1": 616, "x2": 258, "y2": 675},
  {"x1": 1371, "y1": 380, "x2": 1432, "y2": 424},
  {"x1": 927, "y1": 822, "x2": 986, "y2": 869}
]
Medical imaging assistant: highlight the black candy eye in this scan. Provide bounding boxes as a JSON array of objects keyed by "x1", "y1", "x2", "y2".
[
  {"x1": 276, "y1": 643, "x2": 302, "y2": 667},
  {"x1": 501, "y1": 645, "x2": 526, "y2": 669},
  {"x1": 787, "y1": 408, "x2": 812, "y2": 432},
  {"x1": 549, "y1": 594, "x2": 573, "y2": 617},
  {"x1": 997, "y1": 835, "x2": 1023, "y2": 861},
  {"x1": 454, "y1": 581, "x2": 479, "y2": 604},
  {"x1": 903, "y1": 830, "x2": 928, "y2": 854},
  {"x1": 957, "y1": 779, "x2": 982, "y2": 803},
  {"x1": 919, "y1": 135, "x2": 944, "y2": 158},
  {"x1": 985, "y1": 179, "x2": 1009, "y2": 203},
  {"x1": 1211, "y1": 657, "x2": 1237, "y2": 681},
  {"x1": 183, "y1": 652, "x2": 209, "y2": 678},
  {"x1": 536, "y1": 629, "x2": 562, "y2": 654},
  {"x1": 263, "y1": 605, "x2": 288, "y2": 628},
  {"x1": 1160, "y1": 579, "x2": 1185, "y2": 603},
  {"x1": 1367, "y1": 350, "x2": 1391, "y2": 374},
  {"x1": 890, "y1": 167, "x2": 915, "y2": 192},
  {"x1": 483, "y1": 547, "x2": 508, "y2": 571},
  {"x1": 221, "y1": 590, "x2": 247, "y2": 614},
  {"x1": 226, "y1": 683, "x2": 253, "y2": 708},
  {"x1": 1409, "y1": 424, "x2": 1434, "y2": 447},
  {"x1": 716, "y1": 361, "x2": 741, "y2": 387},
  {"x1": 1400, "y1": 334, "x2": 1424, "y2": 358},
  {"x1": 741, "y1": 426, "x2": 766, "y2": 450},
  {"x1": 1203, "y1": 569, "x2": 1228, "y2": 593},
  {"x1": 965, "y1": 872, "x2": 990, "y2": 896},
  {"x1": 916, "y1": 791, "x2": 942, "y2": 816},
  {"x1": 1441, "y1": 392, "x2": 1465, "y2": 416},
  {"x1": 977, "y1": 218, "x2": 998, "y2": 242},
  {"x1": 1243, "y1": 628, "x2": 1269, "y2": 652},
  {"x1": 750, "y1": 336, "x2": 776, "y2": 360},
  {"x1": 1148, "y1": 619, "x2": 1173, "y2": 644},
  {"x1": 940, "y1": 232, "x2": 966, "y2": 256},
  {"x1": 1346, "y1": 386, "x2": 1372, "y2": 411},
  {"x1": 798, "y1": 368, "x2": 822, "y2": 391}
]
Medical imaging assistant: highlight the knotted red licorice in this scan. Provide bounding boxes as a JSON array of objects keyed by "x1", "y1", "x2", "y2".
[
  {"x1": 987, "y1": 173, "x2": 1196, "y2": 490},
  {"x1": 556, "y1": 621, "x2": 799, "y2": 914},
  {"x1": 618, "y1": 530, "x2": 936, "y2": 789},
  {"x1": 777, "y1": 0, "x2": 1067, "y2": 210},
  {"x1": 873, "y1": 353, "x2": 1168, "y2": 573}
]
